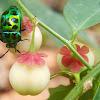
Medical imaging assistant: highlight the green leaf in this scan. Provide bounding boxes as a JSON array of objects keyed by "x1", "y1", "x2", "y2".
[
  {"x1": 93, "y1": 85, "x2": 100, "y2": 100},
  {"x1": 0, "y1": 0, "x2": 16, "y2": 16},
  {"x1": 63, "y1": 0, "x2": 100, "y2": 35},
  {"x1": 48, "y1": 84, "x2": 74, "y2": 100},
  {"x1": 64, "y1": 62, "x2": 100, "y2": 100},
  {"x1": 93, "y1": 76, "x2": 100, "y2": 100},
  {"x1": 78, "y1": 87, "x2": 94, "y2": 100}
]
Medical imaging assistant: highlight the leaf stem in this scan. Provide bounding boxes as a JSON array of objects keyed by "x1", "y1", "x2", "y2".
[
  {"x1": 72, "y1": 73, "x2": 80, "y2": 84},
  {"x1": 50, "y1": 71, "x2": 73, "y2": 80},
  {"x1": 14, "y1": 0, "x2": 92, "y2": 70},
  {"x1": 71, "y1": 33, "x2": 77, "y2": 43},
  {"x1": 50, "y1": 71, "x2": 80, "y2": 85}
]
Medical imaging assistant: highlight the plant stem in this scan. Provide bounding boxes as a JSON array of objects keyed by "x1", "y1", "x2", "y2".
[
  {"x1": 72, "y1": 73, "x2": 80, "y2": 84},
  {"x1": 14, "y1": 0, "x2": 92, "y2": 70},
  {"x1": 71, "y1": 33, "x2": 77, "y2": 43},
  {"x1": 15, "y1": 0, "x2": 34, "y2": 19},
  {"x1": 50, "y1": 71, "x2": 80, "y2": 85},
  {"x1": 29, "y1": 24, "x2": 36, "y2": 53},
  {"x1": 50, "y1": 71, "x2": 73, "y2": 80}
]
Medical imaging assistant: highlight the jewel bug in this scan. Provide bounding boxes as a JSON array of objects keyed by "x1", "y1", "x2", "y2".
[{"x1": 0, "y1": 6, "x2": 27, "y2": 58}]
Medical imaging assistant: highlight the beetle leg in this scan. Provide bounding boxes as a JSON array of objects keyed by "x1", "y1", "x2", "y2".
[
  {"x1": 15, "y1": 48, "x2": 20, "y2": 53},
  {"x1": 0, "y1": 48, "x2": 10, "y2": 58},
  {"x1": 21, "y1": 25, "x2": 27, "y2": 31},
  {"x1": 20, "y1": 39, "x2": 29, "y2": 41},
  {"x1": 16, "y1": 49, "x2": 20, "y2": 53}
]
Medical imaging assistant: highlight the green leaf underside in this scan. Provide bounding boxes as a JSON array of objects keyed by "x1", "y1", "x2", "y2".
[
  {"x1": 78, "y1": 87, "x2": 94, "y2": 100},
  {"x1": 0, "y1": 0, "x2": 16, "y2": 16},
  {"x1": 48, "y1": 84, "x2": 74, "y2": 100},
  {"x1": 64, "y1": 62, "x2": 100, "y2": 100},
  {"x1": 93, "y1": 78, "x2": 100, "y2": 100},
  {"x1": 78, "y1": 32, "x2": 99, "y2": 48},
  {"x1": 93, "y1": 85, "x2": 100, "y2": 100},
  {"x1": 63, "y1": 0, "x2": 100, "y2": 35}
]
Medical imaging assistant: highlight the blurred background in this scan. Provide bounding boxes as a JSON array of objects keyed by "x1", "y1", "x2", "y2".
[{"x1": 0, "y1": 0, "x2": 100, "y2": 100}]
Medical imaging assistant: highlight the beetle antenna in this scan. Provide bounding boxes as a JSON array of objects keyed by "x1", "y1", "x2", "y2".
[{"x1": 0, "y1": 48, "x2": 10, "y2": 58}]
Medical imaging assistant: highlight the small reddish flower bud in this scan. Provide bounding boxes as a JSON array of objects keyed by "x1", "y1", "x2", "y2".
[{"x1": 21, "y1": 16, "x2": 33, "y2": 33}]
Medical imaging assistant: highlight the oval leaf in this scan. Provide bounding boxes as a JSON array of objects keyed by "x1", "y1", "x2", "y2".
[
  {"x1": 63, "y1": 0, "x2": 100, "y2": 34},
  {"x1": 48, "y1": 85, "x2": 74, "y2": 100}
]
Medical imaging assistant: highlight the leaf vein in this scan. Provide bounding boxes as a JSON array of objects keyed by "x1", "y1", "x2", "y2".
[{"x1": 74, "y1": 9, "x2": 100, "y2": 34}]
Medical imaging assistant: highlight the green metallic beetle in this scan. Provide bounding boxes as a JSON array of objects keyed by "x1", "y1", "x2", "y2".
[{"x1": 0, "y1": 6, "x2": 26, "y2": 58}]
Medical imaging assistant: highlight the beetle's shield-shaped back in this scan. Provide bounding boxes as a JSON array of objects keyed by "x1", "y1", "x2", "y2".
[{"x1": 1, "y1": 6, "x2": 21, "y2": 32}]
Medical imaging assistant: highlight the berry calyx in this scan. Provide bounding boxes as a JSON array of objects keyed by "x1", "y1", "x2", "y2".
[
  {"x1": 57, "y1": 42, "x2": 94, "y2": 73},
  {"x1": 17, "y1": 51, "x2": 48, "y2": 67}
]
